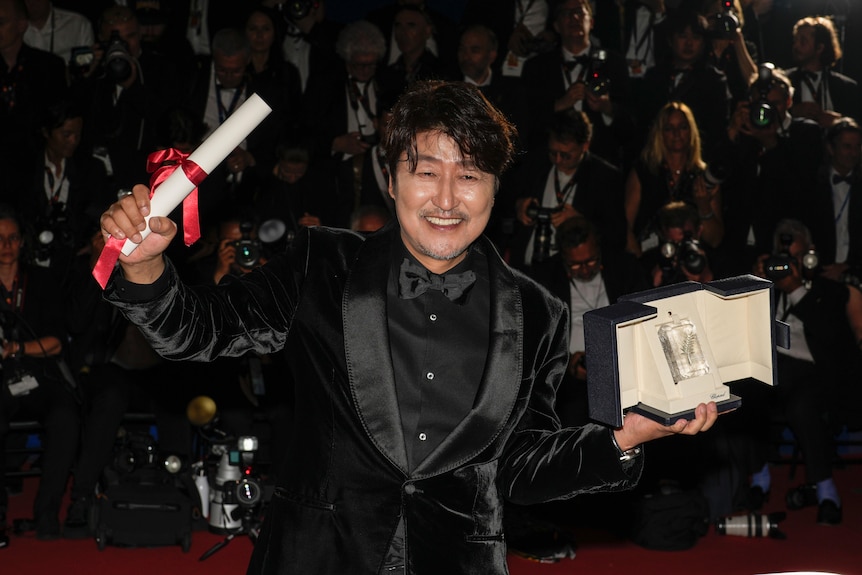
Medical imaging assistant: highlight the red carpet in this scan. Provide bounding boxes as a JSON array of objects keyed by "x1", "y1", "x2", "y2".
[{"x1": 3, "y1": 460, "x2": 860, "y2": 575}]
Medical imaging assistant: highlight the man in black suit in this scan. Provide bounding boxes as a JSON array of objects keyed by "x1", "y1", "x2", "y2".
[
  {"x1": 718, "y1": 64, "x2": 823, "y2": 275},
  {"x1": 521, "y1": 0, "x2": 635, "y2": 168},
  {"x1": 456, "y1": 24, "x2": 531, "y2": 146},
  {"x1": 531, "y1": 216, "x2": 647, "y2": 426},
  {"x1": 187, "y1": 27, "x2": 293, "y2": 227},
  {"x1": 100, "y1": 80, "x2": 718, "y2": 574},
  {"x1": 786, "y1": 16, "x2": 860, "y2": 128},
  {"x1": 75, "y1": 5, "x2": 192, "y2": 194},
  {"x1": 0, "y1": 0, "x2": 68, "y2": 206},
  {"x1": 511, "y1": 109, "x2": 626, "y2": 271},
  {"x1": 302, "y1": 19, "x2": 388, "y2": 227},
  {"x1": 800, "y1": 118, "x2": 862, "y2": 282}
]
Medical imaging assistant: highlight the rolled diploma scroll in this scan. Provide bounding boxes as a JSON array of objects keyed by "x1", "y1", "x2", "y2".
[{"x1": 120, "y1": 93, "x2": 272, "y2": 256}]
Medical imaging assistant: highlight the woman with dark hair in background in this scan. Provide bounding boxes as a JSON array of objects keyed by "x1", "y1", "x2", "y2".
[{"x1": 0, "y1": 204, "x2": 79, "y2": 544}]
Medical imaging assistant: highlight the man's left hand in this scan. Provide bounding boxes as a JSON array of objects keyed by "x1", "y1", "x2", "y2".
[{"x1": 613, "y1": 402, "x2": 719, "y2": 452}]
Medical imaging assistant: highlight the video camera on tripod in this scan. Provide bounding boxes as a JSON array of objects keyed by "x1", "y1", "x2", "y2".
[{"x1": 187, "y1": 395, "x2": 270, "y2": 561}]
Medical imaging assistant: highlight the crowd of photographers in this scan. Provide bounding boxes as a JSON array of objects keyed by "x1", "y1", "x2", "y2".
[{"x1": 0, "y1": 0, "x2": 860, "y2": 550}]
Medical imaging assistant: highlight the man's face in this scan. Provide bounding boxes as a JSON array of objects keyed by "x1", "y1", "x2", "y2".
[
  {"x1": 388, "y1": 131, "x2": 496, "y2": 274},
  {"x1": 457, "y1": 30, "x2": 496, "y2": 82},
  {"x1": 101, "y1": 18, "x2": 142, "y2": 59},
  {"x1": 0, "y1": 218, "x2": 22, "y2": 266},
  {"x1": 562, "y1": 237, "x2": 601, "y2": 282},
  {"x1": 554, "y1": 0, "x2": 592, "y2": 48},
  {"x1": 762, "y1": 85, "x2": 790, "y2": 119},
  {"x1": 548, "y1": 136, "x2": 587, "y2": 175},
  {"x1": 663, "y1": 222, "x2": 698, "y2": 244},
  {"x1": 44, "y1": 117, "x2": 83, "y2": 160},
  {"x1": 214, "y1": 51, "x2": 248, "y2": 89},
  {"x1": 393, "y1": 9, "x2": 431, "y2": 57},
  {"x1": 671, "y1": 26, "x2": 705, "y2": 67},
  {"x1": 346, "y1": 51, "x2": 378, "y2": 83},
  {"x1": 0, "y1": 0, "x2": 27, "y2": 54},
  {"x1": 661, "y1": 110, "x2": 691, "y2": 154},
  {"x1": 792, "y1": 26, "x2": 821, "y2": 67},
  {"x1": 829, "y1": 130, "x2": 862, "y2": 175}
]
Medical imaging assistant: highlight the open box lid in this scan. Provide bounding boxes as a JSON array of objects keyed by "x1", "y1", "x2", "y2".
[{"x1": 583, "y1": 275, "x2": 791, "y2": 427}]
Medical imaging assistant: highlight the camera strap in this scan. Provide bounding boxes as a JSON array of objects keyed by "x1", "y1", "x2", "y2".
[
  {"x1": 0, "y1": 274, "x2": 25, "y2": 315},
  {"x1": 554, "y1": 168, "x2": 577, "y2": 205},
  {"x1": 216, "y1": 77, "x2": 245, "y2": 124}
]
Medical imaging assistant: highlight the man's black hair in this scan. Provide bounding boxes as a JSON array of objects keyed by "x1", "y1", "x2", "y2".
[{"x1": 382, "y1": 81, "x2": 517, "y2": 183}]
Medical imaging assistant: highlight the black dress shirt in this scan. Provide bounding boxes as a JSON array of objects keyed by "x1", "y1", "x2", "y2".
[{"x1": 387, "y1": 241, "x2": 490, "y2": 471}]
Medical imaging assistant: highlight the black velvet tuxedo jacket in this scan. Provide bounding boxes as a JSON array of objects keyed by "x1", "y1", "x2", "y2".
[{"x1": 107, "y1": 224, "x2": 641, "y2": 574}]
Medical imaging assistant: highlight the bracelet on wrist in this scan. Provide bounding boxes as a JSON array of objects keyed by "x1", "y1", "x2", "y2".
[{"x1": 610, "y1": 429, "x2": 642, "y2": 462}]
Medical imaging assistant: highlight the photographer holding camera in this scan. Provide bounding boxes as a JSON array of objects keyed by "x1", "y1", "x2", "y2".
[
  {"x1": 701, "y1": 0, "x2": 758, "y2": 105},
  {"x1": 522, "y1": 0, "x2": 635, "y2": 168},
  {"x1": 511, "y1": 109, "x2": 626, "y2": 272},
  {"x1": 640, "y1": 200, "x2": 717, "y2": 287},
  {"x1": 719, "y1": 63, "x2": 822, "y2": 274},
  {"x1": 742, "y1": 219, "x2": 862, "y2": 526},
  {"x1": 74, "y1": 5, "x2": 193, "y2": 194}
]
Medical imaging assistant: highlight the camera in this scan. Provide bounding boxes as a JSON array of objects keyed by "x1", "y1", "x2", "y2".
[
  {"x1": 102, "y1": 30, "x2": 135, "y2": 84},
  {"x1": 707, "y1": 0, "x2": 740, "y2": 39},
  {"x1": 281, "y1": 0, "x2": 316, "y2": 21},
  {"x1": 527, "y1": 204, "x2": 562, "y2": 263},
  {"x1": 764, "y1": 233, "x2": 819, "y2": 281},
  {"x1": 584, "y1": 50, "x2": 611, "y2": 97},
  {"x1": 208, "y1": 436, "x2": 263, "y2": 534},
  {"x1": 749, "y1": 63, "x2": 777, "y2": 129},
  {"x1": 716, "y1": 512, "x2": 786, "y2": 539},
  {"x1": 186, "y1": 396, "x2": 269, "y2": 547},
  {"x1": 111, "y1": 431, "x2": 158, "y2": 474},
  {"x1": 232, "y1": 220, "x2": 261, "y2": 269},
  {"x1": 33, "y1": 203, "x2": 72, "y2": 268},
  {"x1": 69, "y1": 45, "x2": 94, "y2": 77},
  {"x1": 659, "y1": 231, "x2": 707, "y2": 277}
]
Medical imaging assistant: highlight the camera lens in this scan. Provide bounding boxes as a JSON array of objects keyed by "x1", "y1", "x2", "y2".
[
  {"x1": 235, "y1": 478, "x2": 262, "y2": 507},
  {"x1": 750, "y1": 103, "x2": 773, "y2": 128}
]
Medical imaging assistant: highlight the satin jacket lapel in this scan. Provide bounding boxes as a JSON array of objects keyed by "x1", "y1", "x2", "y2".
[
  {"x1": 343, "y1": 226, "x2": 409, "y2": 474},
  {"x1": 414, "y1": 238, "x2": 523, "y2": 477}
]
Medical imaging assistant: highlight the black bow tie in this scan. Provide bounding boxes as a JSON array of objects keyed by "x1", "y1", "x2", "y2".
[
  {"x1": 562, "y1": 56, "x2": 591, "y2": 72},
  {"x1": 398, "y1": 258, "x2": 476, "y2": 302},
  {"x1": 833, "y1": 173, "x2": 854, "y2": 185}
]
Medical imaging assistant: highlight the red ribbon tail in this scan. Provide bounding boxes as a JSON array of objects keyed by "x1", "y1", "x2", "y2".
[
  {"x1": 92, "y1": 237, "x2": 125, "y2": 289},
  {"x1": 183, "y1": 187, "x2": 201, "y2": 246}
]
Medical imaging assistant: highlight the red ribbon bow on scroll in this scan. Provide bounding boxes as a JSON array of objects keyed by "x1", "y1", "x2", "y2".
[{"x1": 91, "y1": 148, "x2": 208, "y2": 289}]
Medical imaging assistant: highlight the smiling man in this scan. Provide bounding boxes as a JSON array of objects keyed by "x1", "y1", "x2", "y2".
[{"x1": 99, "y1": 80, "x2": 717, "y2": 575}]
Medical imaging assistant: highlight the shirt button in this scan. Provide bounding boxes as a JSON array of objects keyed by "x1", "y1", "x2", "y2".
[
  {"x1": 426, "y1": 372, "x2": 434, "y2": 380},
  {"x1": 418, "y1": 432, "x2": 427, "y2": 441},
  {"x1": 404, "y1": 483, "x2": 416, "y2": 495},
  {"x1": 429, "y1": 314, "x2": 437, "y2": 321}
]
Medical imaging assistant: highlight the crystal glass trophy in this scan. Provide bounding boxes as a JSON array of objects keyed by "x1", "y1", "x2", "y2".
[{"x1": 657, "y1": 315, "x2": 710, "y2": 383}]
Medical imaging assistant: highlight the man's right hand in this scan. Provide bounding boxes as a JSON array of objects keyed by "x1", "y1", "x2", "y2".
[{"x1": 99, "y1": 184, "x2": 176, "y2": 283}]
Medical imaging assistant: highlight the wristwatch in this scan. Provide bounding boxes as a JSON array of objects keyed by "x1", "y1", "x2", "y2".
[{"x1": 610, "y1": 429, "x2": 642, "y2": 462}]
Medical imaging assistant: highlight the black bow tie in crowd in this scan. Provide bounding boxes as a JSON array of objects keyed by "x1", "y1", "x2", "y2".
[
  {"x1": 398, "y1": 258, "x2": 476, "y2": 302},
  {"x1": 562, "y1": 56, "x2": 591, "y2": 72},
  {"x1": 833, "y1": 173, "x2": 854, "y2": 185}
]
